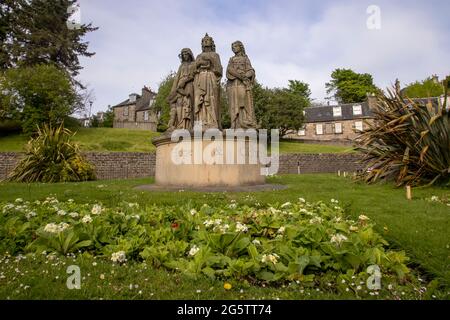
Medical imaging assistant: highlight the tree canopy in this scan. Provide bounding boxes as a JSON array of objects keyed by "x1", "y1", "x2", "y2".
[
  {"x1": 1, "y1": 0, "x2": 97, "y2": 83},
  {"x1": 0, "y1": 64, "x2": 78, "y2": 134},
  {"x1": 254, "y1": 80, "x2": 310, "y2": 137},
  {"x1": 402, "y1": 76, "x2": 445, "y2": 98},
  {"x1": 326, "y1": 68, "x2": 379, "y2": 103}
]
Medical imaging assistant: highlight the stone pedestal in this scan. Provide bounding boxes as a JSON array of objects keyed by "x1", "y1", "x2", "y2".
[{"x1": 152, "y1": 134, "x2": 266, "y2": 187}]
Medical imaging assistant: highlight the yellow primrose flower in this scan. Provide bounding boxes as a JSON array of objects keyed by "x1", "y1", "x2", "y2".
[{"x1": 224, "y1": 282, "x2": 232, "y2": 290}]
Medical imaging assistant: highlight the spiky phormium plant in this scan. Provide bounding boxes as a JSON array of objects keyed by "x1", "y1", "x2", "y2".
[
  {"x1": 356, "y1": 88, "x2": 449, "y2": 186},
  {"x1": 8, "y1": 124, "x2": 96, "y2": 183}
]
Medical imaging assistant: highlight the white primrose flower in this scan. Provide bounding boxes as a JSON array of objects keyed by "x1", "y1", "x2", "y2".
[
  {"x1": 214, "y1": 219, "x2": 222, "y2": 226},
  {"x1": 358, "y1": 215, "x2": 370, "y2": 222},
  {"x1": 44, "y1": 222, "x2": 70, "y2": 234},
  {"x1": 57, "y1": 210, "x2": 67, "y2": 216},
  {"x1": 331, "y1": 199, "x2": 339, "y2": 204},
  {"x1": 261, "y1": 253, "x2": 279, "y2": 264},
  {"x1": 190, "y1": 209, "x2": 197, "y2": 216},
  {"x1": 229, "y1": 203, "x2": 237, "y2": 209},
  {"x1": 309, "y1": 217, "x2": 323, "y2": 224},
  {"x1": 188, "y1": 245, "x2": 200, "y2": 257},
  {"x1": 25, "y1": 211, "x2": 37, "y2": 219},
  {"x1": 82, "y1": 215, "x2": 93, "y2": 224},
  {"x1": 111, "y1": 251, "x2": 127, "y2": 263},
  {"x1": 235, "y1": 222, "x2": 249, "y2": 233},
  {"x1": 128, "y1": 202, "x2": 139, "y2": 208},
  {"x1": 91, "y1": 204, "x2": 102, "y2": 215},
  {"x1": 69, "y1": 212, "x2": 79, "y2": 218},
  {"x1": 252, "y1": 239, "x2": 261, "y2": 245},
  {"x1": 15, "y1": 198, "x2": 23, "y2": 203},
  {"x1": 277, "y1": 226, "x2": 286, "y2": 234},
  {"x1": 349, "y1": 225, "x2": 359, "y2": 232},
  {"x1": 216, "y1": 224, "x2": 230, "y2": 234},
  {"x1": 330, "y1": 234, "x2": 348, "y2": 246},
  {"x1": 281, "y1": 202, "x2": 291, "y2": 208},
  {"x1": 299, "y1": 198, "x2": 306, "y2": 203},
  {"x1": 430, "y1": 196, "x2": 439, "y2": 202},
  {"x1": 203, "y1": 220, "x2": 214, "y2": 228}
]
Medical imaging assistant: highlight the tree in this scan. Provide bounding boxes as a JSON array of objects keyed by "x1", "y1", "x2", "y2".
[
  {"x1": 154, "y1": 72, "x2": 175, "y2": 132},
  {"x1": 254, "y1": 80, "x2": 310, "y2": 137},
  {"x1": 102, "y1": 105, "x2": 114, "y2": 128},
  {"x1": 402, "y1": 76, "x2": 445, "y2": 98},
  {"x1": 288, "y1": 80, "x2": 311, "y2": 100},
  {"x1": 0, "y1": 0, "x2": 25, "y2": 70},
  {"x1": 326, "y1": 68, "x2": 379, "y2": 103},
  {"x1": 2, "y1": 0, "x2": 97, "y2": 84},
  {"x1": 0, "y1": 64, "x2": 77, "y2": 134}
]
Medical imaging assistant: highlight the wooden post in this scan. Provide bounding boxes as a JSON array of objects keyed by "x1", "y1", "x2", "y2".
[
  {"x1": 338, "y1": 170, "x2": 341, "y2": 177},
  {"x1": 406, "y1": 185, "x2": 412, "y2": 200},
  {"x1": 343, "y1": 171, "x2": 347, "y2": 177}
]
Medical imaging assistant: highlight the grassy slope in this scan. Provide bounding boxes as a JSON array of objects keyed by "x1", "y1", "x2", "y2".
[
  {"x1": 0, "y1": 174, "x2": 448, "y2": 290},
  {"x1": 0, "y1": 128, "x2": 352, "y2": 154}
]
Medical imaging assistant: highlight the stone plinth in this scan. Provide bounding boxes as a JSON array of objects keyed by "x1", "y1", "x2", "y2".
[{"x1": 152, "y1": 134, "x2": 266, "y2": 187}]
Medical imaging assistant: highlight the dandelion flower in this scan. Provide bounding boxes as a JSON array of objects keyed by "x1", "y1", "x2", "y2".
[{"x1": 224, "y1": 282, "x2": 232, "y2": 290}]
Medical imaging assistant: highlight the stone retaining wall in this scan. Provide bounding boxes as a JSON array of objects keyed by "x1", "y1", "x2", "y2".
[{"x1": 0, "y1": 152, "x2": 364, "y2": 181}]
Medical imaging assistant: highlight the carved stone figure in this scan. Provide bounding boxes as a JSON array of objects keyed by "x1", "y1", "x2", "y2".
[
  {"x1": 226, "y1": 41, "x2": 257, "y2": 129},
  {"x1": 167, "y1": 48, "x2": 195, "y2": 131},
  {"x1": 193, "y1": 33, "x2": 223, "y2": 130}
]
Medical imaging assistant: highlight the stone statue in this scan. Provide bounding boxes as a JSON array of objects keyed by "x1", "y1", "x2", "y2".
[
  {"x1": 167, "y1": 48, "x2": 195, "y2": 131},
  {"x1": 226, "y1": 41, "x2": 257, "y2": 129},
  {"x1": 193, "y1": 33, "x2": 223, "y2": 130}
]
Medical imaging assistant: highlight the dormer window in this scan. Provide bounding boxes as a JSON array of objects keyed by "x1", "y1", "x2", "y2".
[
  {"x1": 353, "y1": 105, "x2": 362, "y2": 116},
  {"x1": 333, "y1": 107, "x2": 342, "y2": 117},
  {"x1": 129, "y1": 94, "x2": 138, "y2": 103},
  {"x1": 123, "y1": 106, "x2": 129, "y2": 116}
]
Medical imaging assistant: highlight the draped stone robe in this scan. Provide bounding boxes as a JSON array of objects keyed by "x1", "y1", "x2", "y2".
[
  {"x1": 193, "y1": 51, "x2": 223, "y2": 130},
  {"x1": 226, "y1": 55, "x2": 257, "y2": 129}
]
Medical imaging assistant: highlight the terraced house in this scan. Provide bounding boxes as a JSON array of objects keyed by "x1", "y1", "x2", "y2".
[
  {"x1": 294, "y1": 96, "x2": 377, "y2": 144},
  {"x1": 112, "y1": 86, "x2": 158, "y2": 131},
  {"x1": 294, "y1": 94, "x2": 448, "y2": 144}
]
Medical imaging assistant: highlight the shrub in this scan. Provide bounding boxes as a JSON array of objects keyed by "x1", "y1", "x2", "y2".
[
  {"x1": 7, "y1": 124, "x2": 95, "y2": 182},
  {"x1": 355, "y1": 88, "x2": 449, "y2": 186}
]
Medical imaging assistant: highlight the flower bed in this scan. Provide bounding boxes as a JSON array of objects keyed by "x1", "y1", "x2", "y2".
[{"x1": 0, "y1": 197, "x2": 433, "y2": 298}]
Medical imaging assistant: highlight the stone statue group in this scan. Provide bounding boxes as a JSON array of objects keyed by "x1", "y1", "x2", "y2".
[{"x1": 167, "y1": 33, "x2": 257, "y2": 132}]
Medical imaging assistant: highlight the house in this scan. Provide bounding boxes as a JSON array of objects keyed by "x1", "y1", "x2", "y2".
[
  {"x1": 290, "y1": 93, "x2": 448, "y2": 144},
  {"x1": 112, "y1": 86, "x2": 158, "y2": 131},
  {"x1": 290, "y1": 96, "x2": 377, "y2": 144}
]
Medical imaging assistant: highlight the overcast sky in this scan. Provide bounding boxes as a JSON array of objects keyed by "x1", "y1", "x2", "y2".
[{"x1": 76, "y1": 0, "x2": 450, "y2": 115}]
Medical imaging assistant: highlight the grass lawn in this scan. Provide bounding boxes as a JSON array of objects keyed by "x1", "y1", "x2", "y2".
[
  {"x1": 0, "y1": 128, "x2": 353, "y2": 154},
  {"x1": 0, "y1": 174, "x2": 448, "y2": 299}
]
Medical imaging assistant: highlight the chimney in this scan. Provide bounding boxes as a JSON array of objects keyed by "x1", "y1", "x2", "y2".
[{"x1": 367, "y1": 94, "x2": 377, "y2": 110}]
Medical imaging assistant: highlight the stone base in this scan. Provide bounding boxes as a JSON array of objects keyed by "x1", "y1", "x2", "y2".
[
  {"x1": 135, "y1": 184, "x2": 287, "y2": 193},
  {"x1": 152, "y1": 133, "x2": 266, "y2": 187}
]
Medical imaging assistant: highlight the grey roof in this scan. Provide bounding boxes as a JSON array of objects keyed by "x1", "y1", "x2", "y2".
[
  {"x1": 305, "y1": 102, "x2": 372, "y2": 123},
  {"x1": 112, "y1": 88, "x2": 157, "y2": 110}
]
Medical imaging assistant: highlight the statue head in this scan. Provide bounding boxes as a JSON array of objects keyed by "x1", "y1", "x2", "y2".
[
  {"x1": 179, "y1": 48, "x2": 194, "y2": 62},
  {"x1": 201, "y1": 33, "x2": 216, "y2": 52},
  {"x1": 231, "y1": 41, "x2": 246, "y2": 56}
]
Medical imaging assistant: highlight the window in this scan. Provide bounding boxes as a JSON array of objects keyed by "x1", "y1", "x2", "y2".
[
  {"x1": 353, "y1": 104, "x2": 362, "y2": 116},
  {"x1": 123, "y1": 106, "x2": 129, "y2": 116},
  {"x1": 316, "y1": 124, "x2": 323, "y2": 135},
  {"x1": 354, "y1": 121, "x2": 363, "y2": 132},
  {"x1": 298, "y1": 129, "x2": 306, "y2": 136},
  {"x1": 335, "y1": 123, "x2": 343, "y2": 134},
  {"x1": 144, "y1": 111, "x2": 149, "y2": 121},
  {"x1": 333, "y1": 106, "x2": 342, "y2": 117}
]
